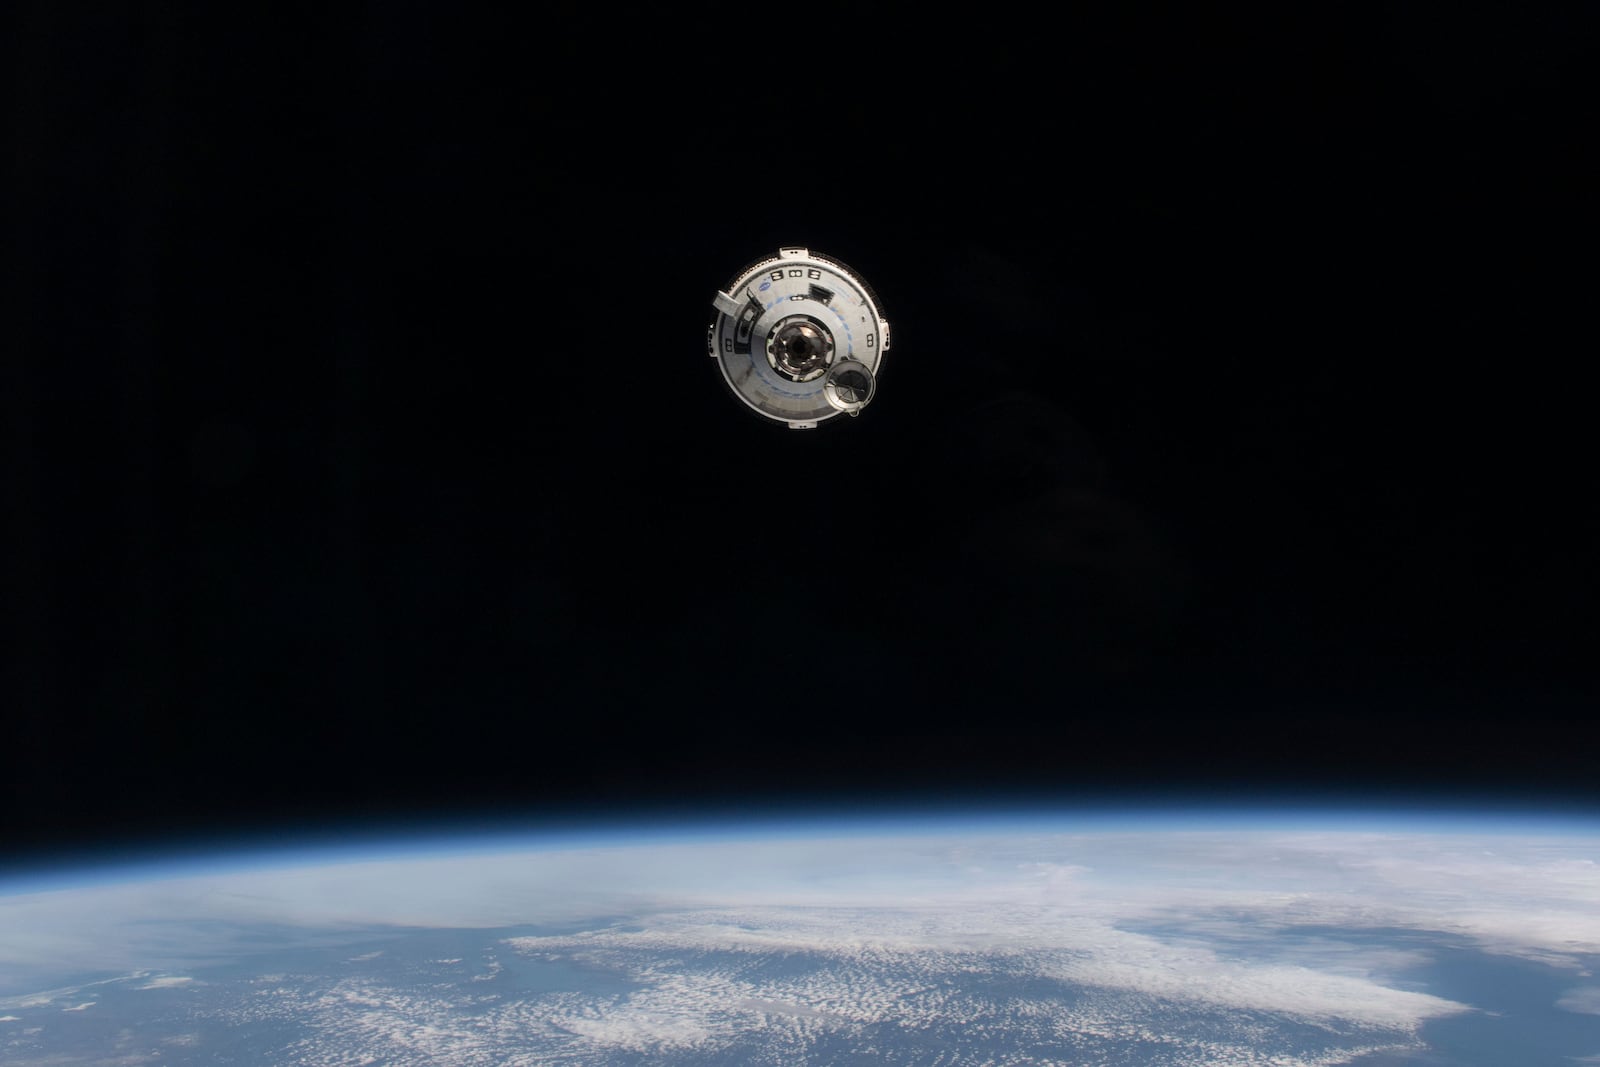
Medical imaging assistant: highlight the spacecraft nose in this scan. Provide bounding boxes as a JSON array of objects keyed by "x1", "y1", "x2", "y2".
[{"x1": 708, "y1": 248, "x2": 889, "y2": 428}]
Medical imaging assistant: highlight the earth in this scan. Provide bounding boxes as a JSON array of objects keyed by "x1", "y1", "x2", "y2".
[{"x1": 2, "y1": 810, "x2": 1598, "y2": 1065}]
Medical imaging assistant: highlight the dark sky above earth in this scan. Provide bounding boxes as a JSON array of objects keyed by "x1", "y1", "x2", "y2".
[{"x1": 6, "y1": 6, "x2": 1597, "y2": 855}]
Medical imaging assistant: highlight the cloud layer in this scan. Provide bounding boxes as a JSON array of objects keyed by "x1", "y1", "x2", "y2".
[{"x1": 2, "y1": 819, "x2": 1597, "y2": 1064}]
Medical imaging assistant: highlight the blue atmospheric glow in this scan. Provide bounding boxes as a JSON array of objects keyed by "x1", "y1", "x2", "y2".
[{"x1": 4, "y1": 791, "x2": 1598, "y2": 897}]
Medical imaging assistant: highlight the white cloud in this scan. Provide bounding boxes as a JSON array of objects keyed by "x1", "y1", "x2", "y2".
[
  {"x1": 1558, "y1": 986, "x2": 1600, "y2": 1015},
  {"x1": 550, "y1": 981, "x2": 726, "y2": 1053},
  {"x1": 0, "y1": 972, "x2": 151, "y2": 1010},
  {"x1": 0, "y1": 818, "x2": 1596, "y2": 1064},
  {"x1": 508, "y1": 904, "x2": 1466, "y2": 1038}
]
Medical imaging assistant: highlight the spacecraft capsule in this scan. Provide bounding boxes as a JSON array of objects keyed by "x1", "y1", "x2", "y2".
[{"x1": 708, "y1": 247, "x2": 890, "y2": 428}]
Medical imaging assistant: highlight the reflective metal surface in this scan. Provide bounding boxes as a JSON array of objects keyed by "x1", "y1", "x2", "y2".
[{"x1": 708, "y1": 247, "x2": 890, "y2": 429}]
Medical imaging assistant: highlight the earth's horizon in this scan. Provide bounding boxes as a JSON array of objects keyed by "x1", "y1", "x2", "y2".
[{"x1": 3, "y1": 806, "x2": 1598, "y2": 1065}]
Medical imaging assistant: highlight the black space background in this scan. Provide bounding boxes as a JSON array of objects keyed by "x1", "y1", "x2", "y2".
[{"x1": 6, "y1": 6, "x2": 1598, "y2": 859}]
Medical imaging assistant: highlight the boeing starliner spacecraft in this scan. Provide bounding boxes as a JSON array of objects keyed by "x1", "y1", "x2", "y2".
[{"x1": 708, "y1": 248, "x2": 889, "y2": 428}]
